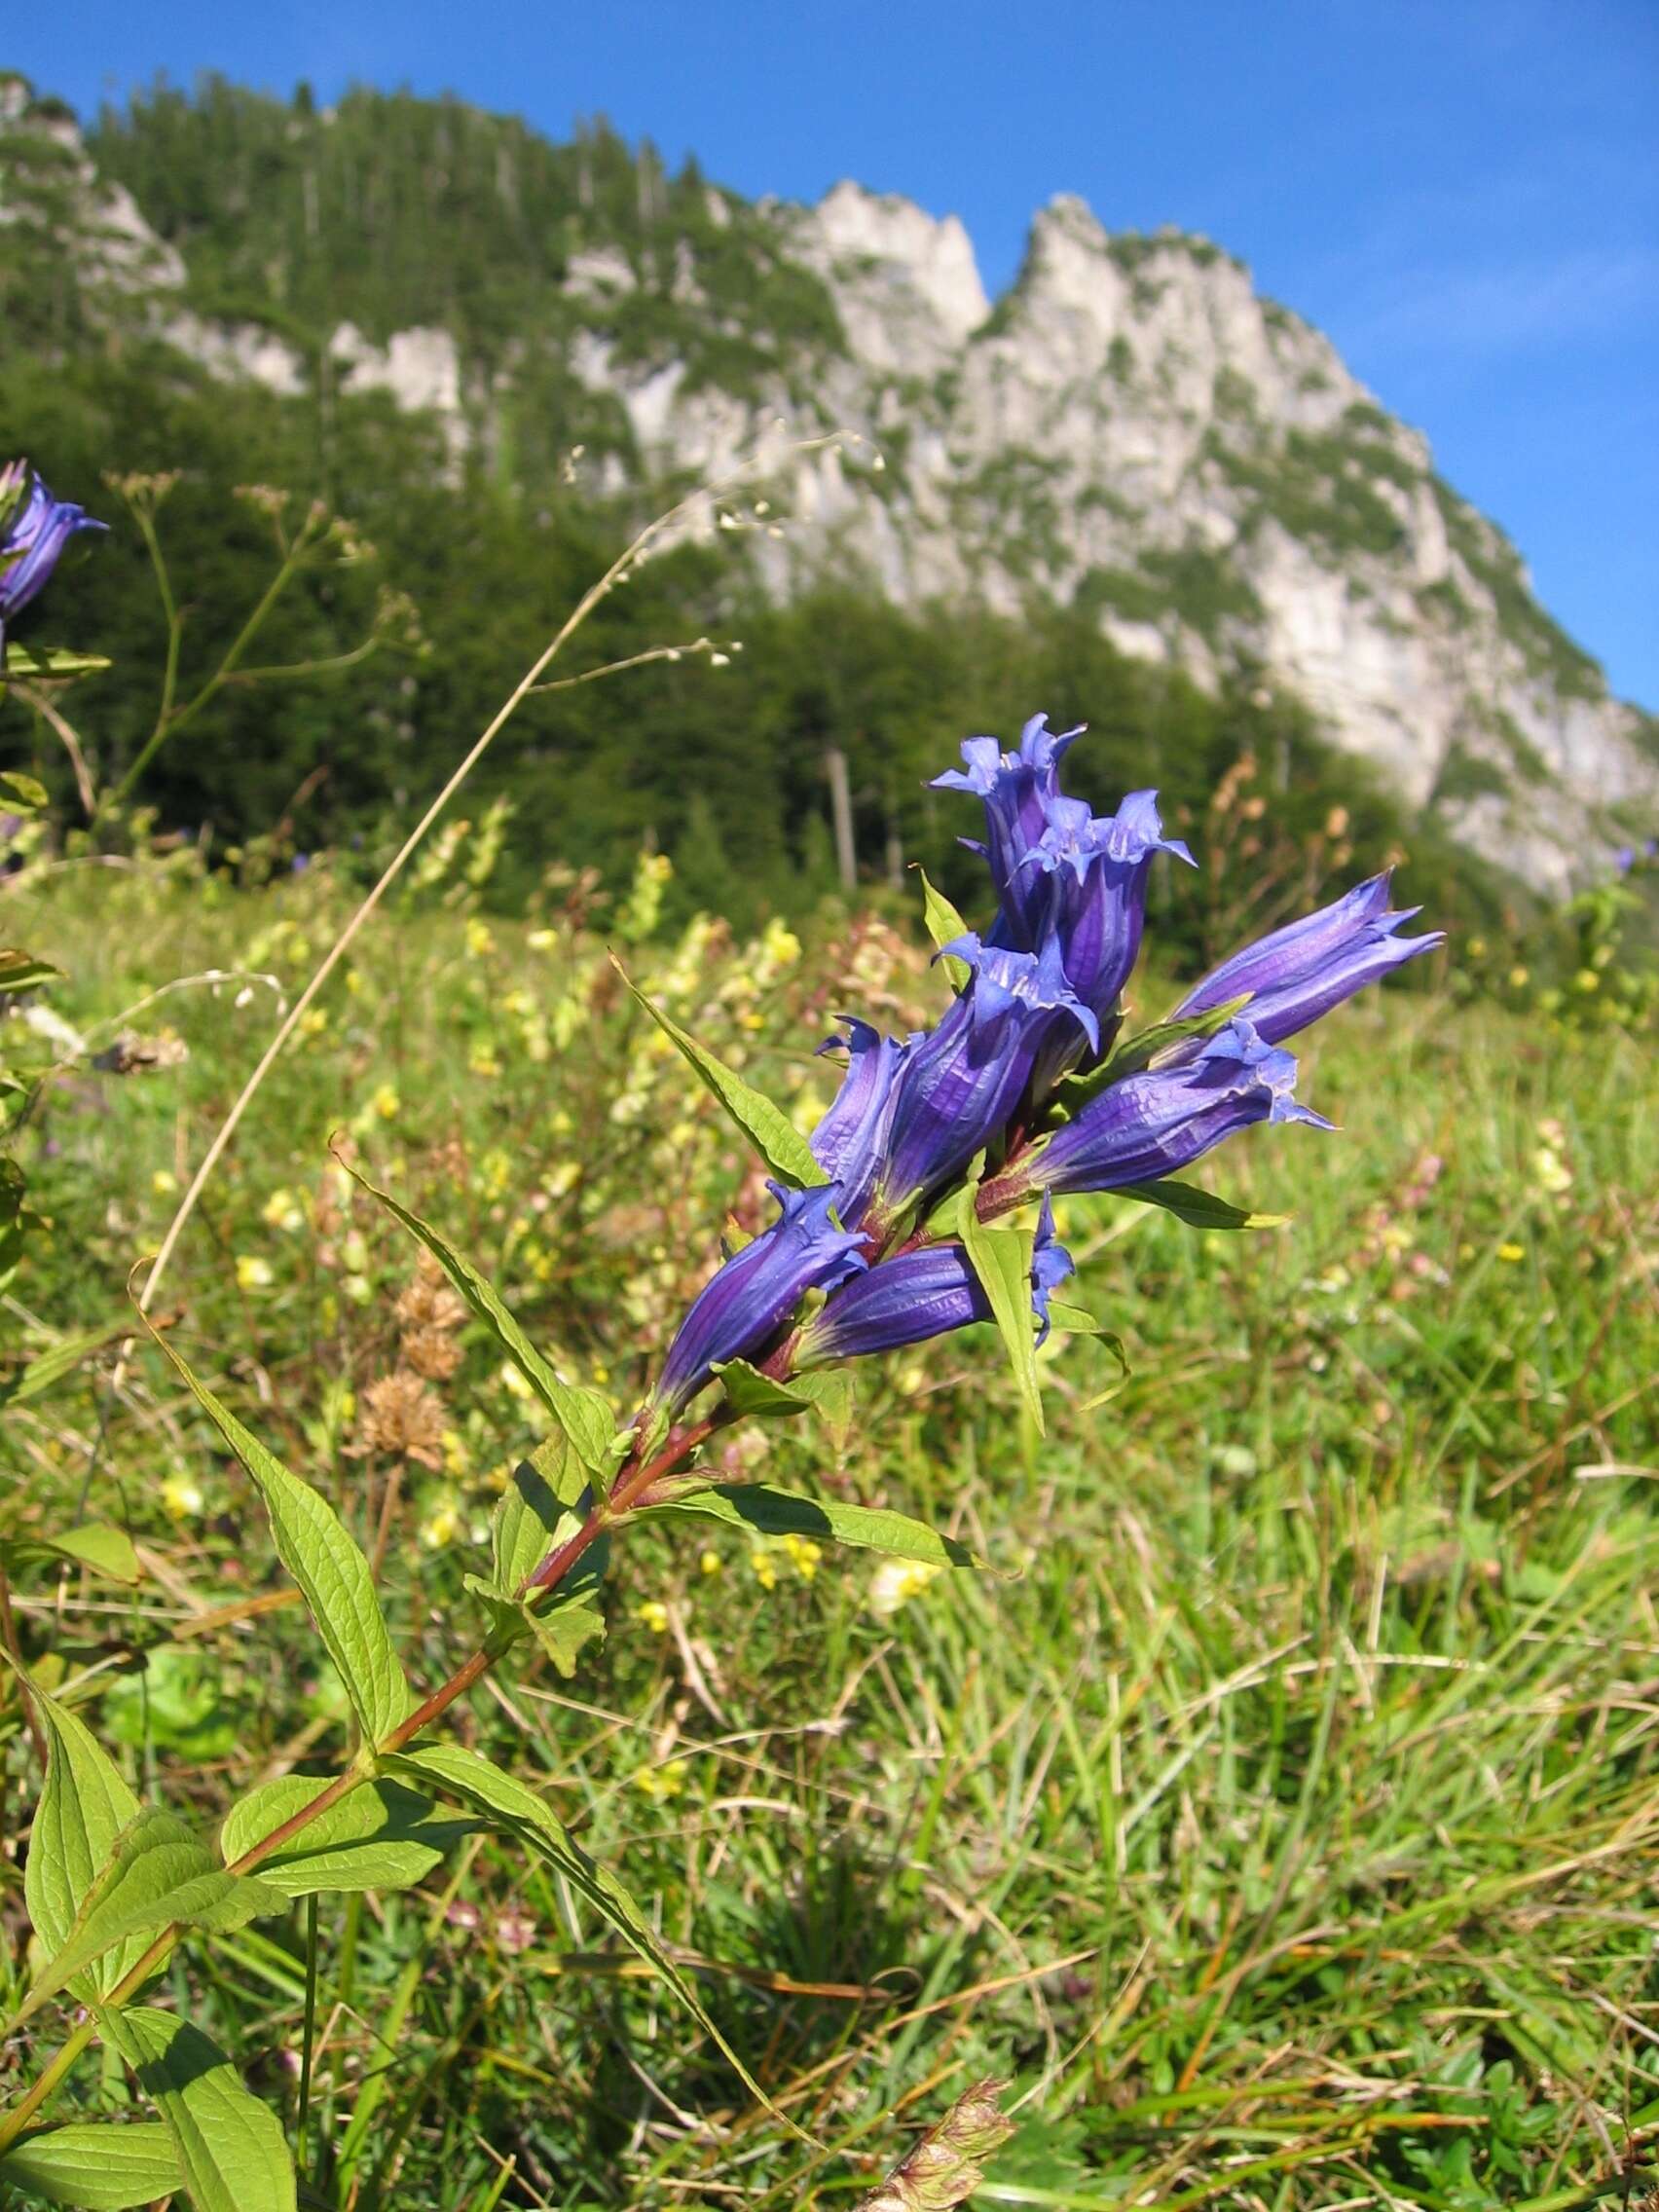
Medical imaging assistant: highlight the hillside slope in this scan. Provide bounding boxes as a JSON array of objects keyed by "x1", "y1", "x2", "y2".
[{"x1": 6, "y1": 73, "x2": 1656, "y2": 891}]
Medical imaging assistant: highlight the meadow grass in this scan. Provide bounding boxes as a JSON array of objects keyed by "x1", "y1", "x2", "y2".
[{"x1": 2, "y1": 844, "x2": 1656, "y2": 2209}]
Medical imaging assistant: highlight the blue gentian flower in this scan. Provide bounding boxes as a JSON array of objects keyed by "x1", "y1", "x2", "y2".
[
  {"x1": 869, "y1": 933, "x2": 1098, "y2": 1228},
  {"x1": 0, "y1": 461, "x2": 105, "y2": 643},
  {"x1": 796, "y1": 1197, "x2": 1074, "y2": 1363},
  {"x1": 654, "y1": 1181, "x2": 866, "y2": 1416},
  {"x1": 1025, "y1": 790, "x2": 1194, "y2": 1020},
  {"x1": 809, "y1": 1016, "x2": 917, "y2": 1232},
  {"x1": 931, "y1": 713, "x2": 1085, "y2": 945},
  {"x1": 993, "y1": 1018, "x2": 1329, "y2": 1202},
  {"x1": 1172, "y1": 872, "x2": 1441, "y2": 1047}
]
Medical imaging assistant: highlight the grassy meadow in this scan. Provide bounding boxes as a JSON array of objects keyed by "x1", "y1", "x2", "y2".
[{"x1": 3, "y1": 831, "x2": 1657, "y2": 2210}]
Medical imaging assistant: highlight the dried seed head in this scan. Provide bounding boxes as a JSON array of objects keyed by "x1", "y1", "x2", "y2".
[
  {"x1": 350, "y1": 1371, "x2": 448, "y2": 1468},
  {"x1": 400, "y1": 1324, "x2": 463, "y2": 1382}
]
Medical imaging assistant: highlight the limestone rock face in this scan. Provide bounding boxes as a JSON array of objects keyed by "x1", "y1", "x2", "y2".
[{"x1": 14, "y1": 81, "x2": 1656, "y2": 891}]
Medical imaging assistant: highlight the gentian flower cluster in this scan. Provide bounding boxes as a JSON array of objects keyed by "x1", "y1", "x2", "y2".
[
  {"x1": 647, "y1": 713, "x2": 1441, "y2": 1420},
  {"x1": 0, "y1": 461, "x2": 104, "y2": 647}
]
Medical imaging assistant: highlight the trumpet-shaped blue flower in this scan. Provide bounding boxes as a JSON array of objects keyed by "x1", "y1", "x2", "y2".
[
  {"x1": 796, "y1": 1197, "x2": 1074, "y2": 1364},
  {"x1": 1172, "y1": 872, "x2": 1441, "y2": 1047},
  {"x1": 654, "y1": 1181, "x2": 866, "y2": 1416},
  {"x1": 0, "y1": 462, "x2": 104, "y2": 642},
  {"x1": 994, "y1": 1018, "x2": 1329, "y2": 1202},
  {"x1": 870, "y1": 933, "x2": 1098, "y2": 1227},
  {"x1": 931, "y1": 713, "x2": 1084, "y2": 945},
  {"x1": 1026, "y1": 790, "x2": 1194, "y2": 1021},
  {"x1": 809, "y1": 1016, "x2": 917, "y2": 1232}
]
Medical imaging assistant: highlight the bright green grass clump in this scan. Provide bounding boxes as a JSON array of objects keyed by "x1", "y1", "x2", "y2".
[{"x1": 3, "y1": 847, "x2": 1655, "y2": 2209}]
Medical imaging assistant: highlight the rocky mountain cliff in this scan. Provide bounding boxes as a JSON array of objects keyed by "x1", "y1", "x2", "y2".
[{"x1": 6, "y1": 74, "x2": 1655, "y2": 892}]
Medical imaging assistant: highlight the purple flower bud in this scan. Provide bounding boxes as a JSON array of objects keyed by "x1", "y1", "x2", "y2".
[
  {"x1": 0, "y1": 461, "x2": 105, "y2": 638},
  {"x1": 931, "y1": 713, "x2": 1084, "y2": 945},
  {"x1": 871, "y1": 934, "x2": 1098, "y2": 1226},
  {"x1": 999, "y1": 1019, "x2": 1329, "y2": 1201},
  {"x1": 797, "y1": 1197, "x2": 1073, "y2": 1362},
  {"x1": 1173, "y1": 872, "x2": 1441, "y2": 1047},
  {"x1": 809, "y1": 1016, "x2": 918, "y2": 1232},
  {"x1": 654, "y1": 1180, "x2": 866, "y2": 1416}
]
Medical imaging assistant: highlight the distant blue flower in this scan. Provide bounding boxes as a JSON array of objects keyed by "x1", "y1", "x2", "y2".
[
  {"x1": 654, "y1": 1181, "x2": 866, "y2": 1416},
  {"x1": 1613, "y1": 846, "x2": 1636, "y2": 875},
  {"x1": 870, "y1": 933, "x2": 1098, "y2": 1227},
  {"x1": 993, "y1": 1018, "x2": 1329, "y2": 1202},
  {"x1": 0, "y1": 461, "x2": 104, "y2": 641},
  {"x1": 1172, "y1": 872, "x2": 1441, "y2": 1047},
  {"x1": 809, "y1": 1016, "x2": 917, "y2": 1232},
  {"x1": 932, "y1": 713, "x2": 1084, "y2": 945},
  {"x1": 796, "y1": 1196, "x2": 1074, "y2": 1363}
]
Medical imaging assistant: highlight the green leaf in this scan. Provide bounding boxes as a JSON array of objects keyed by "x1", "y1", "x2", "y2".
[
  {"x1": 1044, "y1": 1303, "x2": 1130, "y2": 1379},
  {"x1": 391, "y1": 1741, "x2": 802, "y2": 2135},
  {"x1": 0, "y1": 1319, "x2": 131, "y2": 1407},
  {"x1": 915, "y1": 867, "x2": 971, "y2": 988},
  {"x1": 0, "y1": 770, "x2": 50, "y2": 812},
  {"x1": 19, "y1": 1808, "x2": 283, "y2": 2022},
  {"x1": 642, "y1": 1481, "x2": 988, "y2": 1570},
  {"x1": 4, "y1": 642, "x2": 113, "y2": 680},
  {"x1": 491, "y1": 1434, "x2": 588, "y2": 1593},
  {"x1": 0, "y1": 947, "x2": 63, "y2": 995},
  {"x1": 147, "y1": 1330, "x2": 413, "y2": 1745},
  {"x1": 958, "y1": 1190, "x2": 1044, "y2": 1435},
  {"x1": 339, "y1": 1159, "x2": 615, "y2": 1477},
  {"x1": 219, "y1": 1777, "x2": 473, "y2": 1898},
  {"x1": 100, "y1": 2007, "x2": 295, "y2": 2212},
  {"x1": 1119, "y1": 1177, "x2": 1290, "y2": 1232},
  {"x1": 465, "y1": 1435, "x2": 608, "y2": 1677},
  {"x1": 713, "y1": 1357, "x2": 813, "y2": 1419},
  {"x1": 0, "y1": 2121, "x2": 185, "y2": 2209},
  {"x1": 2, "y1": 1521, "x2": 141, "y2": 1583},
  {"x1": 17, "y1": 1673, "x2": 139, "y2": 1965},
  {"x1": 1065, "y1": 993, "x2": 1253, "y2": 1102},
  {"x1": 788, "y1": 1367, "x2": 856, "y2": 1454},
  {"x1": 612, "y1": 955, "x2": 827, "y2": 1190}
]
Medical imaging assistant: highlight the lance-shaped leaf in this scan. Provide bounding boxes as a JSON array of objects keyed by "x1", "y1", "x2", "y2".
[
  {"x1": 0, "y1": 1318, "x2": 134, "y2": 1408},
  {"x1": 463, "y1": 1434, "x2": 609, "y2": 1677},
  {"x1": 19, "y1": 1807, "x2": 283, "y2": 2021},
  {"x1": 100, "y1": 2007, "x2": 295, "y2": 2212},
  {"x1": 1119, "y1": 1177, "x2": 1290, "y2": 1232},
  {"x1": 1, "y1": 1520, "x2": 140, "y2": 1582},
  {"x1": 1061, "y1": 992, "x2": 1253, "y2": 1104},
  {"x1": 713, "y1": 1357, "x2": 813, "y2": 1419},
  {"x1": 391, "y1": 1741, "x2": 803, "y2": 2136},
  {"x1": 613, "y1": 955, "x2": 826, "y2": 1189},
  {"x1": 219, "y1": 1777, "x2": 474, "y2": 1898},
  {"x1": 339, "y1": 1158, "x2": 615, "y2": 1477},
  {"x1": 0, "y1": 769, "x2": 51, "y2": 811},
  {"x1": 0, "y1": 947, "x2": 64, "y2": 995},
  {"x1": 640, "y1": 1481, "x2": 988, "y2": 1570},
  {"x1": 0, "y1": 2120, "x2": 185, "y2": 2210},
  {"x1": 915, "y1": 868, "x2": 971, "y2": 989},
  {"x1": 1044, "y1": 1302, "x2": 1130, "y2": 1382},
  {"x1": 149, "y1": 1330, "x2": 412, "y2": 1745},
  {"x1": 3, "y1": 643, "x2": 113, "y2": 681},
  {"x1": 17, "y1": 1673, "x2": 139, "y2": 1966},
  {"x1": 957, "y1": 1186, "x2": 1044, "y2": 1435}
]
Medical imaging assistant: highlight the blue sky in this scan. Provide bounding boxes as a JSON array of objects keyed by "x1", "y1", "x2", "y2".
[{"x1": 15, "y1": 0, "x2": 1658, "y2": 706}]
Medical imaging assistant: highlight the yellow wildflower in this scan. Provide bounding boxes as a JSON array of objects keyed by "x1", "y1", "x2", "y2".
[
  {"x1": 465, "y1": 918, "x2": 496, "y2": 958},
  {"x1": 751, "y1": 1549, "x2": 780, "y2": 1592},
  {"x1": 699, "y1": 1548, "x2": 722, "y2": 1578},
  {"x1": 632, "y1": 1759, "x2": 688, "y2": 1801},
  {"x1": 499, "y1": 1361, "x2": 534, "y2": 1402},
  {"x1": 867, "y1": 1559, "x2": 943, "y2": 1617},
  {"x1": 781, "y1": 1532, "x2": 823, "y2": 1583},
  {"x1": 261, "y1": 1188, "x2": 304, "y2": 1234},
  {"x1": 161, "y1": 1474, "x2": 204, "y2": 1520},
  {"x1": 1497, "y1": 1242, "x2": 1526, "y2": 1264},
  {"x1": 418, "y1": 1497, "x2": 463, "y2": 1550},
  {"x1": 371, "y1": 1082, "x2": 400, "y2": 1119},
  {"x1": 635, "y1": 1599, "x2": 670, "y2": 1635},
  {"x1": 151, "y1": 1168, "x2": 178, "y2": 1197},
  {"x1": 298, "y1": 1007, "x2": 330, "y2": 1038},
  {"x1": 235, "y1": 1254, "x2": 275, "y2": 1293}
]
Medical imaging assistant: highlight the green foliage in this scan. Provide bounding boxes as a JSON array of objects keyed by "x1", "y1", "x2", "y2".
[
  {"x1": 1430, "y1": 477, "x2": 1605, "y2": 700},
  {"x1": 150, "y1": 1334, "x2": 414, "y2": 1745},
  {"x1": 0, "y1": 2120, "x2": 186, "y2": 2209},
  {"x1": 217, "y1": 1778, "x2": 473, "y2": 1898},
  {"x1": 98, "y1": 2008, "x2": 294, "y2": 2212}
]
